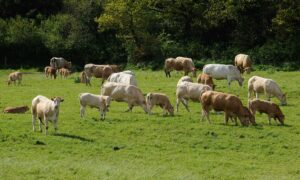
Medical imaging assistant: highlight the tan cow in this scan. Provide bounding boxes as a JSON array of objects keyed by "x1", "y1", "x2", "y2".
[
  {"x1": 234, "y1": 54, "x2": 252, "y2": 74},
  {"x1": 197, "y1": 73, "x2": 216, "y2": 90},
  {"x1": 200, "y1": 91, "x2": 255, "y2": 126},
  {"x1": 249, "y1": 99, "x2": 284, "y2": 125},
  {"x1": 101, "y1": 82, "x2": 148, "y2": 113},
  {"x1": 146, "y1": 93, "x2": 174, "y2": 116},
  {"x1": 84, "y1": 64, "x2": 113, "y2": 86},
  {"x1": 248, "y1": 76, "x2": 287, "y2": 105},
  {"x1": 59, "y1": 68, "x2": 70, "y2": 78},
  {"x1": 164, "y1": 57, "x2": 196, "y2": 77},
  {"x1": 45, "y1": 66, "x2": 57, "y2": 79},
  {"x1": 7, "y1": 71, "x2": 22, "y2": 85}
]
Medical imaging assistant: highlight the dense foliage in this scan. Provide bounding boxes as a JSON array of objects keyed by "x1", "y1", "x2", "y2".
[{"x1": 0, "y1": 0, "x2": 299, "y2": 69}]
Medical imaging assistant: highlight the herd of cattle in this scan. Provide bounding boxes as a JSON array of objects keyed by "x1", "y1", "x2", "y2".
[{"x1": 4, "y1": 54, "x2": 287, "y2": 134}]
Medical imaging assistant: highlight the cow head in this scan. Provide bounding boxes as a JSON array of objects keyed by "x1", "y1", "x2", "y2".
[
  {"x1": 276, "y1": 114, "x2": 285, "y2": 125},
  {"x1": 280, "y1": 93, "x2": 287, "y2": 106},
  {"x1": 51, "y1": 97, "x2": 64, "y2": 109},
  {"x1": 244, "y1": 67, "x2": 251, "y2": 74},
  {"x1": 238, "y1": 77, "x2": 244, "y2": 87}
]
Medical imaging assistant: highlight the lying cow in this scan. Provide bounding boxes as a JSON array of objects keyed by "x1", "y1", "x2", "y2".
[
  {"x1": 50, "y1": 57, "x2": 72, "y2": 70},
  {"x1": 176, "y1": 81, "x2": 212, "y2": 112},
  {"x1": 248, "y1": 76, "x2": 287, "y2": 105},
  {"x1": 200, "y1": 91, "x2": 255, "y2": 126},
  {"x1": 31, "y1": 95, "x2": 64, "y2": 135},
  {"x1": 146, "y1": 93, "x2": 174, "y2": 116},
  {"x1": 203, "y1": 64, "x2": 244, "y2": 88},
  {"x1": 101, "y1": 82, "x2": 148, "y2": 113},
  {"x1": 3, "y1": 106, "x2": 29, "y2": 113},
  {"x1": 234, "y1": 54, "x2": 252, "y2": 74},
  {"x1": 197, "y1": 73, "x2": 216, "y2": 90},
  {"x1": 164, "y1": 57, "x2": 196, "y2": 77},
  {"x1": 7, "y1": 71, "x2": 22, "y2": 85},
  {"x1": 79, "y1": 93, "x2": 111, "y2": 120},
  {"x1": 249, "y1": 99, "x2": 284, "y2": 125},
  {"x1": 107, "y1": 71, "x2": 137, "y2": 86}
]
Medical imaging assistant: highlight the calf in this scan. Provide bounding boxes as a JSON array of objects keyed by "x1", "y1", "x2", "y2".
[
  {"x1": 249, "y1": 99, "x2": 284, "y2": 125},
  {"x1": 31, "y1": 95, "x2": 64, "y2": 135},
  {"x1": 197, "y1": 73, "x2": 216, "y2": 90},
  {"x1": 200, "y1": 91, "x2": 255, "y2": 126},
  {"x1": 45, "y1": 66, "x2": 57, "y2": 79},
  {"x1": 7, "y1": 71, "x2": 22, "y2": 85},
  {"x1": 59, "y1": 68, "x2": 70, "y2": 78},
  {"x1": 146, "y1": 93, "x2": 174, "y2": 116},
  {"x1": 79, "y1": 93, "x2": 111, "y2": 120}
]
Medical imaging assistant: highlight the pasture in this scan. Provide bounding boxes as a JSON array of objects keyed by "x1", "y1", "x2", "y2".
[{"x1": 0, "y1": 69, "x2": 300, "y2": 179}]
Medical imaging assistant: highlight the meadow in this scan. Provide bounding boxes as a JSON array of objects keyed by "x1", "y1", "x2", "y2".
[{"x1": 0, "y1": 69, "x2": 300, "y2": 179}]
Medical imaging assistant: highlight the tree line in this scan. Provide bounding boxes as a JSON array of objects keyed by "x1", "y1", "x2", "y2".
[{"x1": 0, "y1": 0, "x2": 299, "y2": 70}]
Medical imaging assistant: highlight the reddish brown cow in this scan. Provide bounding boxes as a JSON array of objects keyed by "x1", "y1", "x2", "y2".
[
  {"x1": 249, "y1": 99, "x2": 284, "y2": 125},
  {"x1": 200, "y1": 91, "x2": 255, "y2": 126}
]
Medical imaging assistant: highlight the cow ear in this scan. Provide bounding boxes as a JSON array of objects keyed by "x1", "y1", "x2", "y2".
[{"x1": 51, "y1": 97, "x2": 54, "y2": 101}]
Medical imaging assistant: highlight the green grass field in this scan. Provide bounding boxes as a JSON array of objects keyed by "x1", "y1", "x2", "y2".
[{"x1": 0, "y1": 69, "x2": 300, "y2": 179}]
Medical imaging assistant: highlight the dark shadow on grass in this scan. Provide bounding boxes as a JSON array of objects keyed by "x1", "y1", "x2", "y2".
[{"x1": 53, "y1": 133, "x2": 94, "y2": 142}]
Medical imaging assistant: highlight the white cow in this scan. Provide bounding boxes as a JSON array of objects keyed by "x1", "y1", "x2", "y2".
[
  {"x1": 177, "y1": 76, "x2": 193, "y2": 86},
  {"x1": 248, "y1": 76, "x2": 287, "y2": 105},
  {"x1": 50, "y1": 57, "x2": 71, "y2": 69},
  {"x1": 203, "y1": 64, "x2": 244, "y2": 87},
  {"x1": 31, "y1": 95, "x2": 64, "y2": 135},
  {"x1": 101, "y1": 82, "x2": 148, "y2": 113},
  {"x1": 79, "y1": 93, "x2": 111, "y2": 120},
  {"x1": 176, "y1": 81, "x2": 212, "y2": 112},
  {"x1": 107, "y1": 71, "x2": 137, "y2": 86}
]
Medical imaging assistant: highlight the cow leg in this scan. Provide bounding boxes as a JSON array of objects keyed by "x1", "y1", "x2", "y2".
[
  {"x1": 38, "y1": 118, "x2": 43, "y2": 132},
  {"x1": 255, "y1": 92, "x2": 259, "y2": 99},
  {"x1": 234, "y1": 117, "x2": 238, "y2": 126},
  {"x1": 126, "y1": 104, "x2": 133, "y2": 112},
  {"x1": 148, "y1": 104, "x2": 153, "y2": 115},
  {"x1": 32, "y1": 114, "x2": 36, "y2": 132},
  {"x1": 44, "y1": 117, "x2": 49, "y2": 135},
  {"x1": 53, "y1": 119, "x2": 58, "y2": 132},
  {"x1": 80, "y1": 106, "x2": 85, "y2": 118},
  {"x1": 176, "y1": 98, "x2": 180, "y2": 112},
  {"x1": 224, "y1": 113, "x2": 229, "y2": 125},
  {"x1": 181, "y1": 98, "x2": 190, "y2": 112}
]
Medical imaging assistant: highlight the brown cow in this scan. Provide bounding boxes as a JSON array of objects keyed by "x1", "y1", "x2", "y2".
[
  {"x1": 197, "y1": 73, "x2": 216, "y2": 90},
  {"x1": 45, "y1": 66, "x2": 57, "y2": 79},
  {"x1": 84, "y1": 64, "x2": 113, "y2": 86},
  {"x1": 146, "y1": 93, "x2": 174, "y2": 116},
  {"x1": 249, "y1": 99, "x2": 284, "y2": 125},
  {"x1": 200, "y1": 91, "x2": 255, "y2": 126},
  {"x1": 164, "y1": 57, "x2": 196, "y2": 77},
  {"x1": 4, "y1": 106, "x2": 29, "y2": 113},
  {"x1": 7, "y1": 71, "x2": 22, "y2": 85},
  {"x1": 59, "y1": 68, "x2": 70, "y2": 78}
]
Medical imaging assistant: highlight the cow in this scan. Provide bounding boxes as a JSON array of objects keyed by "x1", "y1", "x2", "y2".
[
  {"x1": 164, "y1": 57, "x2": 196, "y2": 77},
  {"x1": 234, "y1": 54, "x2": 252, "y2": 74}
]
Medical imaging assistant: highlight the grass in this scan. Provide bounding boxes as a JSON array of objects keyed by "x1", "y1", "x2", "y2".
[{"x1": 0, "y1": 69, "x2": 300, "y2": 179}]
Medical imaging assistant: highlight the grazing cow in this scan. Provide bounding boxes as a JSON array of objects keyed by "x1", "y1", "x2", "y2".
[
  {"x1": 203, "y1": 64, "x2": 244, "y2": 88},
  {"x1": 45, "y1": 66, "x2": 57, "y2": 79},
  {"x1": 31, "y1": 95, "x2": 64, "y2": 135},
  {"x1": 101, "y1": 82, "x2": 148, "y2": 113},
  {"x1": 7, "y1": 71, "x2": 22, "y2": 85},
  {"x1": 146, "y1": 93, "x2": 174, "y2": 116},
  {"x1": 59, "y1": 68, "x2": 70, "y2": 78},
  {"x1": 50, "y1": 57, "x2": 72, "y2": 69},
  {"x1": 176, "y1": 81, "x2": 212, "y2": 112},
  {"x1": 249, "y1": 99, "x2": 284, "y2": 125},
  {"x1": 234, "y1": 54, "x2": 252, "y2": 74},
  {"x1": 107, "y1": 71, "x2": 137, "y2": 86},
  {"x1": 177, "y1": 76, "x2": 193, "y2": 86},
  {"x1": 84, "y1": 64, "x2": 113, "y2": 86},
  {"x1": 79, "y1": 93, "x2": 111, "y2": 120},
  {"x1": 80, "y1": 71, "x2": 87, "y2": 84},
  {"x1": 164, "y1": 57, "x2": 196, "y2": 77},
  {"x1": 200, "y1": 91, "x2": 255, "y2": 126},
  {"x1": 197, "y1": 73, "x2": 216, "y2": 90},
  {"x1": 248, "y1": 76, "x2": 287, "y2": 105},
  {"x1": 4, "y1": 106, "x2": 29, "y2": 113}
]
